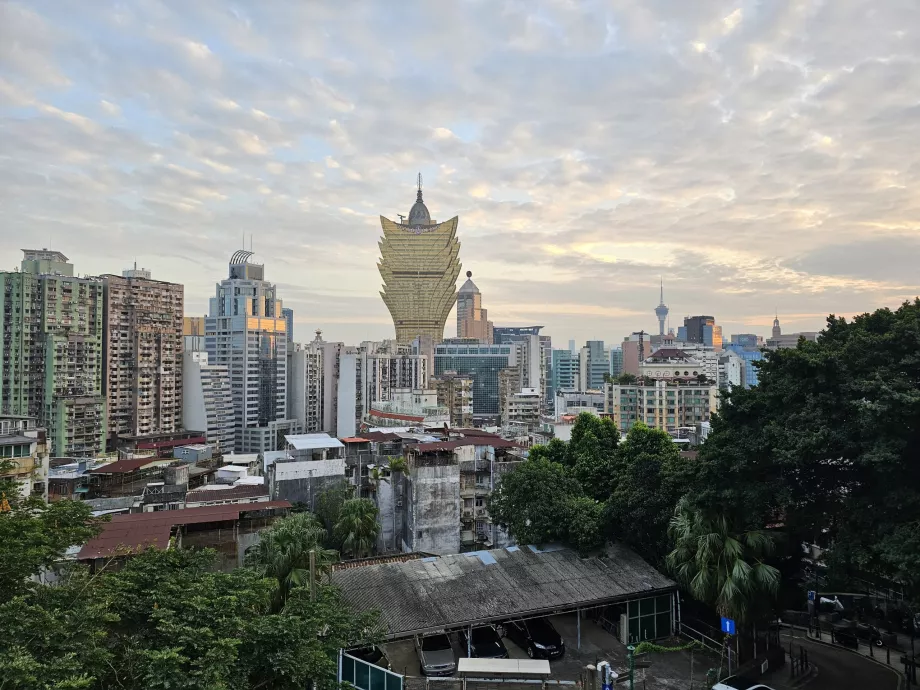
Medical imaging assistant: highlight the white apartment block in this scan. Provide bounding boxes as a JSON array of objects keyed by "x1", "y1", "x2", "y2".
[{"x1": 182, "y1": 351, "x2": 235, "y2": 452}]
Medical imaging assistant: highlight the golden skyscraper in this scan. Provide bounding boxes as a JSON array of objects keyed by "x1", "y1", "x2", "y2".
[{"x1": 378, "y1": 177, "x2": 462, "y2": 344}]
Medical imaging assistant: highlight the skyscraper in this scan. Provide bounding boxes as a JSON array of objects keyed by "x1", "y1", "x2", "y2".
[
  {"x1": 681, "y1": 315, "x2": 723, "y2": 350},
  {"x1": 102, "y1": 268, "x2": 184, "y2": 448},
  {"x1": 378, "y1": 177, "x2": 462, "y2": 345},
  {"x1": 205, "y1": 250, "x2": 293, "y2": 452},
  {"x1": 578, "y1": 340, "x2": 609, "y2": 390},
  {"x1": 456, "y1": 271, "x2": 493, "y2": 342},
  {"x1": 0, "y1": 250, "x2": 106, "y2": 457},
  {"x1": 654, "y1": 280, "x2": 669, "y2": 336}
]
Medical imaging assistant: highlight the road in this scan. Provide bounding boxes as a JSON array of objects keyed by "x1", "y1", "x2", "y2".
[{"x1": 774, "y1": 630, "x2": 901, "y2": 690}]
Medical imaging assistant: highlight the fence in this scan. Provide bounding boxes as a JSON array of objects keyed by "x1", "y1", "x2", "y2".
[{"x1": 340, "y1": 651, "x2": 404, "y2": 690}]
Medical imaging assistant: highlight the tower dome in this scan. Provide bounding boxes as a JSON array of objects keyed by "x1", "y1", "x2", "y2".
[
  {"x1": 407, "y1": 173, "x2": 431, "y2": 225},
  {"x1": 459, "y1": 270, "x2": 479, "y2": 294}
]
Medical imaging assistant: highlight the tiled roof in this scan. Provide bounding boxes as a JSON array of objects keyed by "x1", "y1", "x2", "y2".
[
  {"x1": 362, "y1": 432, "x2": 403, "y2": 442},
  {"x1": 331, "y1": 544, "x2": 675, "y2": 638},
  {"x1": 77, "y1": 501, "x2": 291, "y2": 560}
]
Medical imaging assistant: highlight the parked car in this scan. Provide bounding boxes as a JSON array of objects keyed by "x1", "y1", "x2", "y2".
[
  {"x1": 498, "y1": 618, "x2": 565, "y2": 659},
  {"x1": 854, "y1": 623, "x2": 884, "y2": 647},
  {"x1": 348, "y1": 645, "x2": 390, "y2": 670},
  {"x1": 459, "y1": 625, "x2": 509, "y2": 659},
  {"x1": 712, "y1": 675, "x2": 776, "y2": 690},
  {"x1": 415, "y1": 633, "x2": 456, "y2": 676}
]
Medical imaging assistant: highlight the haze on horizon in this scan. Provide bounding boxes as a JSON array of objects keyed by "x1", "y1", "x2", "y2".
[{"x1": 1, "y1": 0, "x2": 918, "y2": 345}]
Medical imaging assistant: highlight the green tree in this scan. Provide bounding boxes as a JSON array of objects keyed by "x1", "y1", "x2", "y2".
[
  {"x1": 489, "y1": 457, "x2": 583, "y2": 547},
  {"x1": 617, "y1": 373, "x2": 638, "y2": 385},
  {"x1": 315, "y1": 482, "x2": 350, "y2": 545},
  {"x1": 245, "y1": 512, "x2": 338, "y2": 610},
  {"x1": 0, "y1": 494, "x2": 99, "y2": 603},
  {"x1": 527, "y1": 437, "x2": 568, "y2": 466},
  {"x1": 334, "y1": 498, "x2": 380, "y2": 559},
  {"x1": 606, "y1": 422, "x2": 696, "y2": 567},
  {"x1": 666, "y1": 498, "x2": 781, "y2": 623},
  {"x1": 690, "y1": 300, "x2": 920, "y2": 602}
]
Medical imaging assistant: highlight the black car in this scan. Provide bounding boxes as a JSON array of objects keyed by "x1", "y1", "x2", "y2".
[
  {"x1": 459, "y1": 625, "x2": 509, "y2": 659},
  {"x1": 499, "y1": 618, "x2": 565, "y2": 659},
  {"x1": 348, "y1": 645, "x2": 391, "y2": 670}
]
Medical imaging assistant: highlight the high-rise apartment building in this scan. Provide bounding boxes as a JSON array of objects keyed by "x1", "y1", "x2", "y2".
[
  {"x1": 205, "y1": 250, "x2": 293, "y2": 452},
  {"x1": 456, "y1": 271, "x2": 493, "y2": 343},
  {"x1": 621, "y1": 332, "x2": 651, "y2": 376},
  {"x1": 578, "y1": 340, "x2": 609, "y2": 390},
  {"x1": 433, "y1": 341, "x2": 521, "y2": 420},
  {"x1": 288, "y1": 334, "x2": 325, "y2": 434},
  {"x1": 430, "y1": 372, "x2": 473, "y2": 428},
  {"x1": 0, "y1": 250, "x2": 106, "y2": 457},
  {"x1": 184, "y1": 316, "x2": 206, "y2": 352},
  {"x1": 102, "y1": 269, "x2": 183, "y2": 448},
  {"x1": 182, "y1": 351, "x2": 235, "y2": 451},
  {"x1": 605, "y1": 379, "x2": 719, "y2": 433},
  {"x1": 378, "y1": 179, "x2": 462, "y2": 344}
]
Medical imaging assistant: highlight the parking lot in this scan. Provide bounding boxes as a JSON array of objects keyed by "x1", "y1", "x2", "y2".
[{"x1": 380, "y1": 612, "x2": 718, "y2": 688}]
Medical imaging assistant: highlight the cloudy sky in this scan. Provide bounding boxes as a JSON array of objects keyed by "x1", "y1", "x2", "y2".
[{"x1": 2, "y1": 1, "x2": 918, "y2": 346}]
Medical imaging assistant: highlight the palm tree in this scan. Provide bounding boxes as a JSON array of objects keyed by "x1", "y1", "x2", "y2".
[
  {"x1": 666, "y1": 498, "x2": 780, "y2": 624},
  {"x1": 245, "y1": 512, "x2": 338, "y2": 611},
  {"x1": 368, "y1": 466, "x2": 389, "y2": 494},
  {"x1": 334, "y1": 498, "x2": 381, "y2": 559}
]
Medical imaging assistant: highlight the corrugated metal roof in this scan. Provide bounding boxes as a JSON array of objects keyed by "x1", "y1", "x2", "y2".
[
  {"x1": 77, "y1": 501, "x2": 291, "y2": 560},
  {"x1": 285, "y1": 433, "x2": 345, "y2": 450},
  {"x1": 331, "y1": 544, "x2": 675, "y2": 638},
  {"x1": 88, "y1": 457, "x2": 160, "y2": 474},
  {"x1": 411, "y1": 438, "x2": 520, "y2": 452}
]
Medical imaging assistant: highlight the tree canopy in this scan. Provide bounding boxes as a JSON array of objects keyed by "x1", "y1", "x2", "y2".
[
  {"x1": 689, "y1": 299, "x2": 920, "y2": 602},
  {"x1": 0, "y1": 503, "x2": 381, "y2": 689}
]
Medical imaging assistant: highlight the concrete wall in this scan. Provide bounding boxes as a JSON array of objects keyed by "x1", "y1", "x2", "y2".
[
  {"x1": 375, "y1": 472, "x2": 397, "y2": 553},
  {"x1": 270, "y1": 472, "x2": 344, "y2": 511},
  {"x1": 407, "y1": 464, "x2": 460, "y2": 555}
]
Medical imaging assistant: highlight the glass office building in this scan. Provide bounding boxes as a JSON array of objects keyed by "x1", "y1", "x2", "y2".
[{"x1": 434, "y1": 343, "x2": 518, "y2": 417}]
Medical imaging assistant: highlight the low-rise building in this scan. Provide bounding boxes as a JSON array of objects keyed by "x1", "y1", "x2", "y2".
[
  {"x1": 554, "y1": 390, "x2": 606, "y2": 417},
  {"x1": 365, "y1": 388, "x2": 449, "y2": 429},
  {"x1": 605, "y1": 379, "x2": 719, "y2": 433},
  {"x1": 0, "y1": 415, "x2": 48, "y2": 500},
  {"x1": 501, "y1": 387, "x2": 541, "y2": 434},
  {"x1": 267, "y1": 458, "x2": 346, "y2": 510}
]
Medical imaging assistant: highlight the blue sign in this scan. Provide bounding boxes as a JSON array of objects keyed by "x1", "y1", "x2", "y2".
[
  {"x1": 807, "y1": 590, "x2": 816, "y2": 602},
  {"x1": 721, "y1": 617, "x2": 736, "y2": 635},
  {"x1": 602, "y1": 684, "x2": 611, "y2": 690}
]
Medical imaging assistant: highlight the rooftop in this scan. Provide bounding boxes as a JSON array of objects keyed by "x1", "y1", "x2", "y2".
[
  {"x1": 0, "y1": 434, "x2": 35, "y2": 446},
  {"x1": 78, "y1": 501, "x2": 291, "y2": 560},
  {"x1": 88, "y1": 457, "x2": 162, "y2": 475},
  {"x1": 185, "y1": 484, "x2": 269, "y2": 503},
  {"x1": 331, "y1": 544, "x2": 675, "y2": 638},
  {"x1": 273, "y1": 458, "x2": 346, "y2": 481},
  {"x1": 410, "y1": 438, "x2": 520, "y2": 453},
  {"x1": 285, "y1": 433, "x2": 345, "y2": 451}
]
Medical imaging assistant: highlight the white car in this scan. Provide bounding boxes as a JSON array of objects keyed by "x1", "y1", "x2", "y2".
[{"x1": 712, "y1": 676, "x2": 776, "y2": 690}]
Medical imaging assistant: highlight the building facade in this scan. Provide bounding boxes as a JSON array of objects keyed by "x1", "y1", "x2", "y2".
[
  {"x1": 456, "y1": 271, "x2": 493, "y2": 342},
  {"x1": 0, "y1": 250, "x2": 107, "y2": 457},
  {"x1": 765, "y1": 316, "x2": 819, "y2": 349},
  {"x1": 609, "y1": 346, "x2": 624, "y2": 377},
  {"x1": 378, "y1": 181, "x2": 462, "y2": 344},
  {"x1": 579, "y1": 340, "x2": 609, "y2": 390},
  {"x1": 723, "y1": 342, "x2": 765, "y2": 388},
  {"x1": 680, "y1": 315, "x2": 723, "y2": 350},
  {"x1": 430, "y1": 372, "x2": 473, "y2": 428},
  {"x1": 605, "y1": 379, "x2": 719, "y2": 433},
  {"x1": 182, "y1": 351, "x2": 235, "y2": 451},
  {"x1": 433, "y1": 342, "x2": 521, "y2": 420},
  {"x1": 102, "y1": 270, "x2": 184, "y2": 448},
  {"x1": 205, "y1": 251, "x2": 292, "y2": 452},
  {"x1": 552, "y1": 349, "x2": 579, "y2": 392}
]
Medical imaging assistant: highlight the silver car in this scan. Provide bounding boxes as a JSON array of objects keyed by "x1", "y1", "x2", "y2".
[{"x1": 415, "y1": 633, "x2": 456, "y2": 676}]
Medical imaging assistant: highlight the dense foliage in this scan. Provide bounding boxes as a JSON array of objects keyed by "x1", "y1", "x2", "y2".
[
  {"x1": 0, "y1": 506, "x2": 380, "y2": 690},
  {"x1": 491, "y1": 414, "x2": 696, "y2": 563},
  {"x1": 688, "y1": 299, "x2": 920, "y2": 604},
  {"x1": 494, "y1": 300, "x2": 920, "y2": 616}
]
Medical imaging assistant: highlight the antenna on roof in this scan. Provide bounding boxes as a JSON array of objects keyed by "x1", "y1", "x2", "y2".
[{"x1": 417, "y1": 172, "x2": 423, "y2": 193}]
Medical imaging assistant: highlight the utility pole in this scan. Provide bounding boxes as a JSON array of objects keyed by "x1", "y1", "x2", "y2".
[{"x1": 309, "y1": 549, "x2": 317, "y2": 601}]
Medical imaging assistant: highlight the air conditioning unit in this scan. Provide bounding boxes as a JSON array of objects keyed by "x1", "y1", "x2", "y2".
[{"x1": 396, "y1": 499, "x2": 403, "y2": 507}]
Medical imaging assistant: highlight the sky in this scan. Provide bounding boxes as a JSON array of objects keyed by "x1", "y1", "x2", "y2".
[{"x1": 1, "y1": 1, "x2": 918, "y2": 347}]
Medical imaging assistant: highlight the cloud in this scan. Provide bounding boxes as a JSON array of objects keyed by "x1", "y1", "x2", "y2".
[{"x1": 0, "y1": 0, "x2": 918, "y2": 346}]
